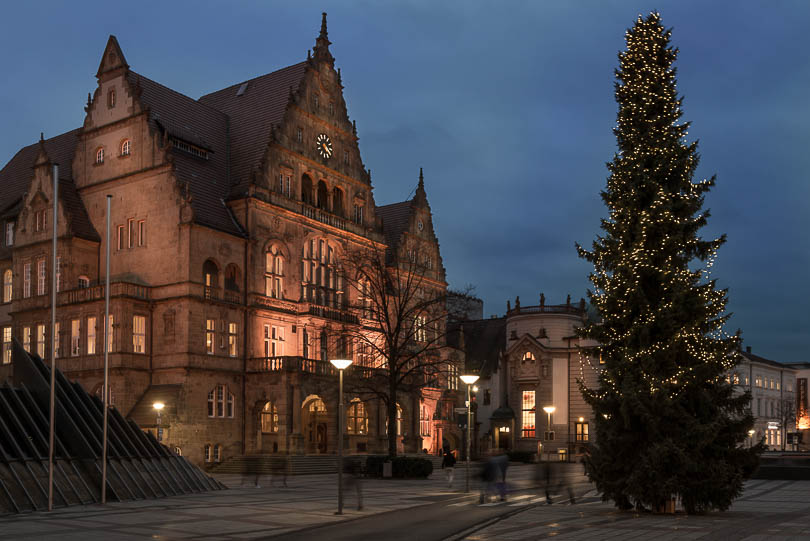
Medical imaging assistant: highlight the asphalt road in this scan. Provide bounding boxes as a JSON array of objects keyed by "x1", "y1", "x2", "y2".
[{"x1": 265, "y1": 474, "x2": 595, "y2": 541}]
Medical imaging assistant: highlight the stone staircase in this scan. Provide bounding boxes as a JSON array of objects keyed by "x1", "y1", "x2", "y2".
[{"x1": 212, "y1": 453, "x2": 445, "y2": 476}]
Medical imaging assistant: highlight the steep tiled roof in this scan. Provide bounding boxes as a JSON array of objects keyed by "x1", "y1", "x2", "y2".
[
  {"x1": 128, "y1": 71, "x2": 242, "y2": 236},
  {"x1": 376, "y1": 200, "x2": 413, "y2": 259},
  {"x1": 199, "y1": 62, "x2": 308, "y2": 196},
  {"x1": 0, "y1": 129, "x2": 99, "y2": 259},
  {"x1": 447, "y1": 318, "x2": 507, "y2": 378}
]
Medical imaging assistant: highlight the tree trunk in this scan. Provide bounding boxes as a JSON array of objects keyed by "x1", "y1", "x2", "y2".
[{"x1": 388, "y1": 376, "x2": 398, "y2": 456}]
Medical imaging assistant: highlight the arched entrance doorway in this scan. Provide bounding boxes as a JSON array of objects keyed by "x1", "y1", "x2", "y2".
[{"x1": 302, "y1": 396, "x2": 328, "y2": 454}]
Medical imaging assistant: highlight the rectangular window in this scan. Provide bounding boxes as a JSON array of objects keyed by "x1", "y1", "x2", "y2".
[
  {"x1": 36, "y1": 324, "x2": 45, "y2": 358},
  {"x1": 263, "y1": 325, "x2": 271, "y2": 358},
  {"x1": 55, "y1": 256, "x2": 61, "y2": 292},
  {"x1": 37, "y1": 258, "x2": 46, "y2": 296},
  {"x1": 228, "y1": 322, "x2": 237, "y2": 357},
  {"x1": 575, "y1": 422, "x2": 589, "y2": 442},
  {"x1": 87, "y1": 316, "x2": 96, "y2": 355},
  {"x1": 2, "y1": 327, "x2": 11, "y2": 364},
  {"x1": 128, "y1": 219, "x2": 135, "y2": 249},
  {"x1": 138, "y1": 220, "x2": 145, "y2": 246},
  {"x1": 206, "y1": 319, "x2": 215, "y2": 354},
  {"x1": 521, "y1": 390, "x2": 536, "y2": 438},
  {"x1": 5, "y1": 222, "x2": 13, "y2": 246},
  {"x1": 273, "y1": 326, "x2": 284, "y2": 357},
  {"x1": 23, "y1": 262, "x2": 31, "y2": 298},
  {"x1": 132, "y1": 315, "x2": 146, "y2": 353},
  {"x1": 755, "y1": 375, "x2": 762, "y2": 388},
  {"x1": 53, "y1": 322, "x2": 60, "y2": 358},
  {"x1": 23, "y1": 326, "x2": 31, "y2": 353},
  {"x1": 117, "y1": 225, "x2": 125, "y2": 250},
  {"x1": 107, "y1": 314, "x2": 114, "y2": 353},
  {"x1": 71, "y1": 319, "x2": 80, "y2": 356},
  {"x1": 217, "y1": 385, "x2": 224, "y2": 417}
]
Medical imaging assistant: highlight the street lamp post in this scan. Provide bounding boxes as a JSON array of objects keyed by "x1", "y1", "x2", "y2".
[
  {"x1": 330, "y1": 359, "x2": 353, "y2": 515},
  {"x1": 748, "y1": 429, "x2": 755, "y2": 448},
  {"x1": 460, "y1": 374, "x2": 479, "y2": 493},
  {"x1": 153, "y1": 402, "x2": 164, "y2": 442},
  {"x1": 543, "y1": 406, "x2": 555, "y2": 461}
]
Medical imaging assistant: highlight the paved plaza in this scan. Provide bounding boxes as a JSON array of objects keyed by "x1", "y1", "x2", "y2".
[{"x1": 0, "y1": 466, "x2": 808, "y2": 540}]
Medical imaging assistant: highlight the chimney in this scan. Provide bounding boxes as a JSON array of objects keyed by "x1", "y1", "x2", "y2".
[{"x1": 746, "y1": 346, "x2": 751, "y2": 354}]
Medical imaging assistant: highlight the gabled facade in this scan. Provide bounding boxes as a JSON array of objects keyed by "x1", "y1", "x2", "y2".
[{"x1": 0, "y1": 14, "x2": 460, "y2": 465}]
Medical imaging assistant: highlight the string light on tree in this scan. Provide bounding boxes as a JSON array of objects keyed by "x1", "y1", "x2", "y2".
[{"x1": 574, "y1": 11, "x2": 761, "y2": 514}]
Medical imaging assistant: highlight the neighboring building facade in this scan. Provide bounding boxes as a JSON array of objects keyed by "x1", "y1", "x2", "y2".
[
  {"x1": 450, "y1": 295, "x2": 600, "y2": 461},
  {"x1": 0, "y1": 15, "x2": 462, "y2": 465},
  {"x1": 735, "y1": 348, "x2": 797, "y2": 451},
  {"x1": 785, "y1": 361, "x2": 810, "y2": 449}
]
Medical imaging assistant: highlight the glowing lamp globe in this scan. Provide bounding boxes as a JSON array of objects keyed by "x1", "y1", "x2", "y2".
[
  {"x1": 460, "y1": 374, "x2": 479, "y2": 385},
  {"x1": 330, "y1": 359, "x2": 353, "y2": 370},
  {"x1": 542, "y1": 406, "x2": 556, "y2": 415},
  {"x1": 153, "y1": 402, "x2": 165, "y2": 411}
]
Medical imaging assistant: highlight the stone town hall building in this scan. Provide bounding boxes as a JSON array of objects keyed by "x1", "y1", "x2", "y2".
[{"x1": 0, "y1": 15, "x2": 461, "y2": 465}]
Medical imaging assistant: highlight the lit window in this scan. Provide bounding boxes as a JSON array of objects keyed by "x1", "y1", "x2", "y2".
[
  {"x1": 23, "y1": 262, "x2": 31, "y2": 298},
  {"x1": 71, "y1": 319, "x2": 80, "y2": 356},
  {"x1": 521, "y1": 390, "x2": 536, "y2": 438},
  {"x1": 228, "y1": 322, "x2": 237, "y2": 357},
  {"x1": 447, "y1": 363, "x2": 458, "y2": 390},
  {"x1": 204, "y1": 443, "x2": 212, "y2": 462},
  {"x1": 420, "y1": 405, "x2": 431, "y2": 436},
  {"x1": 132, "y1": 315, "x2": 146, "y2": 353},
  {"x1": 87, "y1": 316, "x2": 96, "y2": 355},
  {"x1": 414, "y1": 315, "x2": 427, "y2": 342},
  {"x1": 214, "y1": 444, "x2": 222, "y2": 462},
  {"x1": 206, "y1": 319, "x2": 215, "y2": 354},
  {"x1": 261, "y1": 401, "x2": 279, "y2": 433},
  {"x1": 3, "y1": 269, "x2": 12, "y2": 302},
  {"x1": 23, "y1": 326, "x2": 31, "y2": 353},
  {"x1": 53, "y1": 322, "x2": 60, "y2": 358},
  {"x1": 385, "y1": 403, "x2": 403, "y2": 436},
  {"x1": 733, "y1": 373, "x2": 740, "y2": 385},
  {"x1": 347, "y1": 399, "x2": 368, "y2": 435},
  {"x1": 36, "y1": 324, "x2": 45, "y2": 358},
  {"x1": 55, "y1": 256, "x2": 61, "y2": 292},
  {"x1": 96, "y1": 148, "x2": 104, "y2": 164},
  {"x1": 2, "y1": 327, "x2": 11, "y2": 364},
  {"x1": 107, "y1": 315, "x2": 114, "y2": 353},
  {"x1": 575, "y1": 422, "x2": 589, "y2": 442},
  {"x1": 121, "y1": 139, "x2": 130, "y2": 156}
]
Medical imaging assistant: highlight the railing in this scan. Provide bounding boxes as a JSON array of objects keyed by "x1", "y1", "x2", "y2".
[
  {"x1": 265, "y1": 190, "x2": 381, "y2": 240},
  {"x1": 248, "y1": 356, "x2": 385, "y2": 379},
  {"x1": 223, "y1": 289, "x2": 242, "y2": 304},
  {"x1": 507, "y1": 303, "x2": 585, "y2": 317},
  {"x1": 58, "y1": 281, "x2": 149, "y2": 305},
  {"x1": 303, "y1": 303, "x2": 359, "y2": 324},
  {"x1": 204, "y1": 286, "x2": 219, "y2": 300}
]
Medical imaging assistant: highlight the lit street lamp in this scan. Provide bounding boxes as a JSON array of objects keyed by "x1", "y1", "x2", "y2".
[
  {"x1": 460, "y1": 374, "x2": 479, "y2": 493},
  {"x1": 153, "y1": 402, "x2": 164, "y2": 442},
  {"x1": 330, "y1": 358, "x2": 353, "y2": 515},
  {"x1": 748, "y1": 429, "x2": 755, "y2": 448}
]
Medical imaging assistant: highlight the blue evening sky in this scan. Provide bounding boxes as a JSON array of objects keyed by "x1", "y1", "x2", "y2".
[{"x1": 1, "y1": 1, "x2": 807, "y2": 362}]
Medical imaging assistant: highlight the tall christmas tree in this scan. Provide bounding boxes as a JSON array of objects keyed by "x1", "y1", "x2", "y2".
[{"x1": 577, "y1": 12, "x2": 761, "y2": 513}]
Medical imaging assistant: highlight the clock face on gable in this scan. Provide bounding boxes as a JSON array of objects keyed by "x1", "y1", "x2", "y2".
[{"x1": 316, "y1": 133, "x2": 333, "y2": 159}]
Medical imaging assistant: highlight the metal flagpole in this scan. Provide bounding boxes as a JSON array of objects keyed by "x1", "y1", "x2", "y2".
[
  {"x1": 48, "y1": 164, "x2": 59, "y2": 512},
  {"x1": 101, "y1": 195, "x2": 111, "y2": 503}
]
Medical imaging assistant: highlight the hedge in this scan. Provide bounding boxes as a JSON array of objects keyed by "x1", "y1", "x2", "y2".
[{"x1": 364, "y1": 455, "x2": 433, "y2": 478}]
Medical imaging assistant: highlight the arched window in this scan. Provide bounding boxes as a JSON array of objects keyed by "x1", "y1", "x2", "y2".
[
  {"x1": 522, "y1": 351, "x2": 536, "y2": 362},
  {"x1": 174, "y1": 446, "x2": 182, "y2": 456},
  {"x1": 108, "y1": 88, "x2": 116, "y2": 108},
  {"x1": 203, "y1": 259, "x2": 218, "y2": 298},
  {"x1": 213, "y1": 444, "x2": 222, "y2": 462},
  {"x1": 204, "y1": 443, "x2": 212, "y2": 462},
  {"x1": 302, "y1": 174, "x2": 313, "y2": 205},
  {"x1": 347, "y1": 399, "x2": 367, "y2": 435},
  {"x1": 301, "y1": 238, "x2": 342, "y2": 308},
  {"x1": 2, "y1": 269, "x2": 11, "y2": 303},
  {"x1": 332, "y1": 187, "x2": 344, "y2": 216},
  {"x1": 95, "y1": 147, "x2": 104, "y2": 164},
  {"x1": 77, "y1": 275, "x2": 90, "y2": 289},
  {"x1": 316, "y1": 180, "x2": 328, "y2": 210},
  {"x1": 225, "y1": 264, "x2": 241, "y2": 292},
  {"x1": 261, "y1": 401, "x2": 279, "y2": 433},
  {"x1": 265, "y1": 246, "x2": 284, "y2": 298},
  {"x1": 121, "y1": 139, "x2": 130, "y2": 156},
  {"x1": 207, "y1": 384, "x2": 235, "y2": 418}
]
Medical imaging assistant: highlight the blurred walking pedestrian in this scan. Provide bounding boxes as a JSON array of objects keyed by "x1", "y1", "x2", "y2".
[
  {"x1": 270, "y1": 455, "x2": 288, "y2": 488},
  {"x1": 344, "y1": 458, "x2": 363, "y2": 510},
  {"x1": 442, "y1": 448, "x2": 456, "y2": 489},
  {"x1": 491, "y1": 452, "x2": 509, "y2": 501}
]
